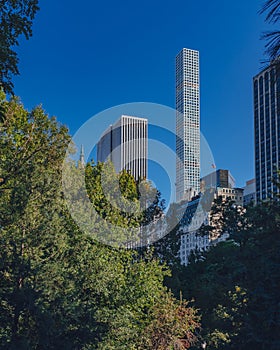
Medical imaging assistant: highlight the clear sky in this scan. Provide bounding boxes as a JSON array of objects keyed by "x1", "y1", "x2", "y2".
[{"x1": 13, "y1": 0, "x2": 272, "y2": 195}]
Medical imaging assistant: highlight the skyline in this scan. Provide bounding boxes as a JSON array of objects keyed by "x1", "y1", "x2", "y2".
[{"x1": 12, "y1": 0, "x2": 272, "y2": 191}]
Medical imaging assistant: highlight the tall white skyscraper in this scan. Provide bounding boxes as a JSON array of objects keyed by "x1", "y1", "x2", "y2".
[
  {"x1": 97, "y1": 115, "x2": 148, "y2": 181},
  {"x1": 176, "y1": 48, "x2": 200, "y2": 202}
]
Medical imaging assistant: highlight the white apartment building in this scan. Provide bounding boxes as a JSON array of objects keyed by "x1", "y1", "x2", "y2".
[{"x1": 179, "y1": 180, "x2": 244, "y2": 265}]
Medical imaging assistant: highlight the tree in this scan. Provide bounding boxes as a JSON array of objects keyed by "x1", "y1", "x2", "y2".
[
  {"x1": 0, "y1": 0, "x2": 39, "y2": 94},
  {"x1": 0, "y1": 94, "x2": 201, "y2": 349},
  {"x1": 261, "y1": 0, "x2": 280, "y2": 60},
  {"x1": 178, "y1": 195, "x2": 280, "y2": 350},
  {"x1": 152, "y1": 202, "x2": 181, "y2": 266},
  {"x1": 140, "y1": 291, "x2": 200, "y2": 350},
  {"x1": 0, "y1": 93, "x2": 72, "y2": 348},
  {"x1": 95, "y1": 253, "x2": 200, "y2": 350}
]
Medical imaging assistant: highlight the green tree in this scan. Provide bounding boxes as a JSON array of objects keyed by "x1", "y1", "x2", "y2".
[
  {"x1": 96, "y1": 252, "x2": 200, "y2": 350},
  {"x1": 0, "y1": 94, "x2": 201, "y2": 349},
  {"x1": 0, "y1": 0, "x2": 39, "y2": 94},
  {"x1": 0, "y1": 94, "x2": 71, "y2": 348},
  {"x1": 152, "y1": 202, "x2": 181, "y2": 266},
  {"x1": 261, "y1": 0, "x2": 280, "y2": 60},
  {"x1": 179, "y1": 196, "x2": 280, "y2": 350}
]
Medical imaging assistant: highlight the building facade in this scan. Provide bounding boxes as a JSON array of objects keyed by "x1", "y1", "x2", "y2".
[
  {"x1": 176, "y1": 48, "x2": 200, "y2": 202},
  {"x1": 179, "y1": 170, "x2": 244, "y2": 265},
  {"x1": 215, "y1": 187, "x2": 244, "y2": 206},
  {"x1": 97, "y1": 115, "x2": 148, "y2": 181},
  {"x1": 254, "y1": 60, "x2": 280, "y2": 202},
  {"x1": 243, "y1": 178, "x2": 256, "y2": 206},
  {"x1": 201, "y1": 169, "x2": 235, "y2": 191}
]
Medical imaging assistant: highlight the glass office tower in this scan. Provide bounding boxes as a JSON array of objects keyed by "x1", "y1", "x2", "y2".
[{"x1": 254, "y1": 60, "x2": 280, "y2": 202}]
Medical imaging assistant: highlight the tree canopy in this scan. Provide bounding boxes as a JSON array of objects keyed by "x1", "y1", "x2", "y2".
[
  {"x1": 0, "y1": 94, "x2": 200, "y2": 349},
  {"x1": 261, "y1": 0, "x2": 280, "y2": 60},
  {"x1": 0, "y1": 0, "x2": 39, "y2": 94},
  {"x1": 171, "y1": 195, "x2": 280, "y2": 350}
]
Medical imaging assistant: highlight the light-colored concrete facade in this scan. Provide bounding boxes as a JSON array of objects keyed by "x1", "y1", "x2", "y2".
[
  {"x1": 179, "y1": 176, "x2": 244, "y2": 265},
  {"x1": 216, "y1": 187, "x2": 244, "y2": 206},
  {"x1": 97, "y1": 115, "x2": 148, "y2": 181},
  {"x1": 176, "y1": 48, "x2": 200, "y2": 202},
  {"x1": 178, "y1": 196, "x2": 209, "y2": 265}
]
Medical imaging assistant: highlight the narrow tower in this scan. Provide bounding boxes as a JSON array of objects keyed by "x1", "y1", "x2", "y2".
[
  {"x1": 176, "y1": 48, "x2": 200, "y2": 202},
  {"x1": 79, "y1": 144, "x2": 85, "y2": 167}
]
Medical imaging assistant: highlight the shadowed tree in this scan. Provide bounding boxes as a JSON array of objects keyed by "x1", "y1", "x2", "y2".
[{"x1": 178, "y1": 193, "x2": 280, "y2": 350}]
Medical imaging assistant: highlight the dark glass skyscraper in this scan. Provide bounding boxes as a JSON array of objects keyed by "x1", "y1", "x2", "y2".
[{"x1": 254, "y1": 60, "x2": 280, "y2": 202}]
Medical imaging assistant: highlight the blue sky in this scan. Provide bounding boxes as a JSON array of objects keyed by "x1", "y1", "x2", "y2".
[{"x1": 13, "y1": 0, "x2": 272, "y2": 200}]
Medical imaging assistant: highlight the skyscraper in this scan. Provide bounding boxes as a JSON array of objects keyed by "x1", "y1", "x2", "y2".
[
  {"x1": 254, "y1": 60, "x2": 280, "y2": 202},
  {"x1": 97, "y1": 115, "x2": 148, "y2": 181},
  {"x1": 176, "y1": 48, "x2": 200, "y2": 202}
]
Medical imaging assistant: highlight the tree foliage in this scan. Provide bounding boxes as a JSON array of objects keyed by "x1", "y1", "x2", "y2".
[
  {"x1": 0, "y1": 0, "x2": 39, "y2": 94},
  {"x1": 176, "y1": 196, "x2": 280, "y2": 350},
  {"x1": 0, "y1": 94, "x2": 200, "y2": 349},
  {"x1": 261, "y1": 0, "x2": 280, "y2": 60}
]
